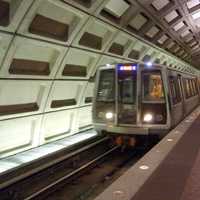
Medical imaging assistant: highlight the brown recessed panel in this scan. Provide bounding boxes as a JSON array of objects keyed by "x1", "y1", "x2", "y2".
[
  {"x1": 70, "y1": 0, "x2": 92, "y2": 8},
  {"x1": 62, "y1": 64, "x2": 87, "y2": 77},
  {"x1": 0, "y1": 1, "x2": 10, "y2": 26},
  {"x1": 155, "y1": 58, "x2": 161, "y2": 64},
  {"x1": 9, "y1": 59, "x2": 50, "y2": 76},
  {"x1": 0, "y1": 103, "x2": 39, "y2": 116},
  {"x1": 128, "y1": 49, "x2": 140, "y2": 60},
  {"x1": 51, "y1": 99, "x2": 77, "y2": 108},
  {"x1": 29, "y1": 14, "x2": 69, "y2": 41},
  {"x1": 108, "y1": 43, "x2": 124, "y2": 55},
  {"x1": 85, "y1": 97, "x2": 93, "y2": 103},
  {"x1": 163, "y1": 61, "x2": 167, "y2": 65},
  {"x1": 79, "y1": 32, "x2": 102, "y2": 50},
  {"x1": 142, "y1": 55, "x2": 151, "y2": 62},
  {"x1": 100, "y1": 9, "x2": 120, "y2": 24}
]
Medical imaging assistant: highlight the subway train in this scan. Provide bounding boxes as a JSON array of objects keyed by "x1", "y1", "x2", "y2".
[{"x1": 92, "y1": 62, "x2": 200, "y2": 146}]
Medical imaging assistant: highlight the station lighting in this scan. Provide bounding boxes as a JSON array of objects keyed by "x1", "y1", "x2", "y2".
[{"x1": 146, "y1": 62, "x2": 153, "y2": 67}]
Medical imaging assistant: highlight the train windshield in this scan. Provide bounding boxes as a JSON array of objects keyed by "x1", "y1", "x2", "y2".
[
  {"x1": 117, "y1": 68, "x2": 137, "y2": 124},
  {"x1": 97, "y1": 69, "x2": 115, "y2": 102},
  {"x1": 118, "y1": 72, "x2": 137, "y2": 104},
  {"x1": 143, "y1": 73, "x2": 165, "y2": 102}
]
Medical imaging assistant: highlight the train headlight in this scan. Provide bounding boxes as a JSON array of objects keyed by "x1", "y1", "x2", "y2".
[
  {"x1": 143, "y1": 113, "x2": 153, "y2": 122},
  {"x1": 105, "y1": 112, "x2": 113, "y2": 120}
]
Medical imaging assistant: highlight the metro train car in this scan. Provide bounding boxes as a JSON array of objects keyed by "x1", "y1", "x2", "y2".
[{"x1": 92, "y1": 62, "x2": 200, "y2": 146}]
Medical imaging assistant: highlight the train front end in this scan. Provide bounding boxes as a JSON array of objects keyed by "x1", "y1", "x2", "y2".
[{"x1": 92, "y1": 63, "x2": 170, "y2": 145}]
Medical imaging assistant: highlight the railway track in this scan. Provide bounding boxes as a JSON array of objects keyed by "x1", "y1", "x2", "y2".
[
  {"x1": 44, "y1": 147, "x2": 145, "y2": 200},
  {"x1": 0, "y1": 137, "x2": 152, "y2": 200}
]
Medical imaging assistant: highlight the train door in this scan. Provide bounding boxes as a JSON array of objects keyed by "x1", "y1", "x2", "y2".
[
  {"x1": 168, "y1": 71, "x2": 184, "y2": 126},
  {"x1": 116, "y1": 64, "x2": 137, "y2": 126}
]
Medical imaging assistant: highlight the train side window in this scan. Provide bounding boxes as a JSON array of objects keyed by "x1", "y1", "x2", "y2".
[
  {"x1": 169, "y1": 76, "x2": 181, "y2": 105},
  {"x1": 189, "y1": 79, "x2": 194, "y2": 96},
  {"x1": 142, "y1": 72, "x2": 165, "y2": 102},
  {"x1": 188, "y1": 79, "x2": 192, "y2": 97},
  {"x1": 183, "y1": 79, "x2": 187, "y2": 98},
  {"x1": 184, "y1": 78, "x2": 192, "y2": 99},
  {"x1": 190, "y1": 79, "x2": 196, "y2": 97},
  {"x1": 194, "y1": 79, "x2": 198, "y2": 95},
  {"x1": 187, "y1": 79, "x2": 191, "y2": 98},
  {"x1": 198, "y1": 79, "x2": 200, "y2": 91},
  {"x1": 189, "y1": 80, "x2": 192, "y2": 96},
  {"x1": 178, "y1": 77, "x2": 183, "y2": 96},
  {"x1": 169, "y1": 78, "x2": 176, "y2": 103},
  {"x1": 192, "y1": 79, "x2": 197, "y2": 95},
  {"x1": 190, "y1": 79, "x2": 195, "y2": 96},
  {"x1": 192, "y1": 79, "x2": 196, "y2": 96}
]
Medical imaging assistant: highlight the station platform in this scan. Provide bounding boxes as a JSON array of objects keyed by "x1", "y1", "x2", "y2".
[
  {"x1": 0, "y1": 129, "x2": 98, "y2": 188},
  {"x1": 95, "y1": 106, "x2": 200, "y2": 200}
]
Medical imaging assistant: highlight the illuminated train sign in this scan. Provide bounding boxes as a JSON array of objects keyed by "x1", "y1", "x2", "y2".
[
  {"x1": 118, "y1": 64, "x2": 137, "y2": 71},
  {"x1": 117, "y1": 62, "x2": 153, "y2": 71}
]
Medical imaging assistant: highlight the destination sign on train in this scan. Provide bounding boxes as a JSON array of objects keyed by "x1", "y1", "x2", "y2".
[{"x1": 118, "y1": 65, "x2": 137, "y2": 71}]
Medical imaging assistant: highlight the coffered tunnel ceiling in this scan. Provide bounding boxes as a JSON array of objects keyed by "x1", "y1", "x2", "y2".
[
  {"x1": 0, "y1": 0, "x2": 200, "y2": 158},
  {"x1": 132, "y1": 0, "x2": 200, "y2": 68},
  {"x1": 97, "y1": 0, "x2": 200, "y2": 68}
]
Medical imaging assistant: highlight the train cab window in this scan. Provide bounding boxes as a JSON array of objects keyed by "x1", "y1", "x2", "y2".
[
  {"x1": 97, "y1": 69, "x2": 115, "y2": 102},
  {"x1": 141, "y1": 71, "x2": 167, "y2": 124},
  {"x1": 118, "y1": 70, "x2": 137, "y2": 104},
  {"x1": 118, "y1": 78, "x2": 136, "y2": 104},
  {"x1": 142, "y1": 72, "x2": 165, "y2": 102},
  {"x1": 169, "y1": 76, "x2": 181, "y2": 105}
]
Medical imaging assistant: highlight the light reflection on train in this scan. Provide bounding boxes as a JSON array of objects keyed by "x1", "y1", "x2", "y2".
[{"x1": 92, "y1": 62, "x2": 200, "y2": 146}]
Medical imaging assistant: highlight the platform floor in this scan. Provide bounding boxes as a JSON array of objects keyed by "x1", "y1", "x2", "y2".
[
  {"x1": 0, "y1": 130, "x2": 97, "y2": 175},
  {"x1": 132, "y1": 113, "x2": 200, "y2": 200}
]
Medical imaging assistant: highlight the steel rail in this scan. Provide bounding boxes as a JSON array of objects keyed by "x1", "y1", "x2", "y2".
[{"x1": 24, "y1": 145, "x2": 119, "y2": 200}]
